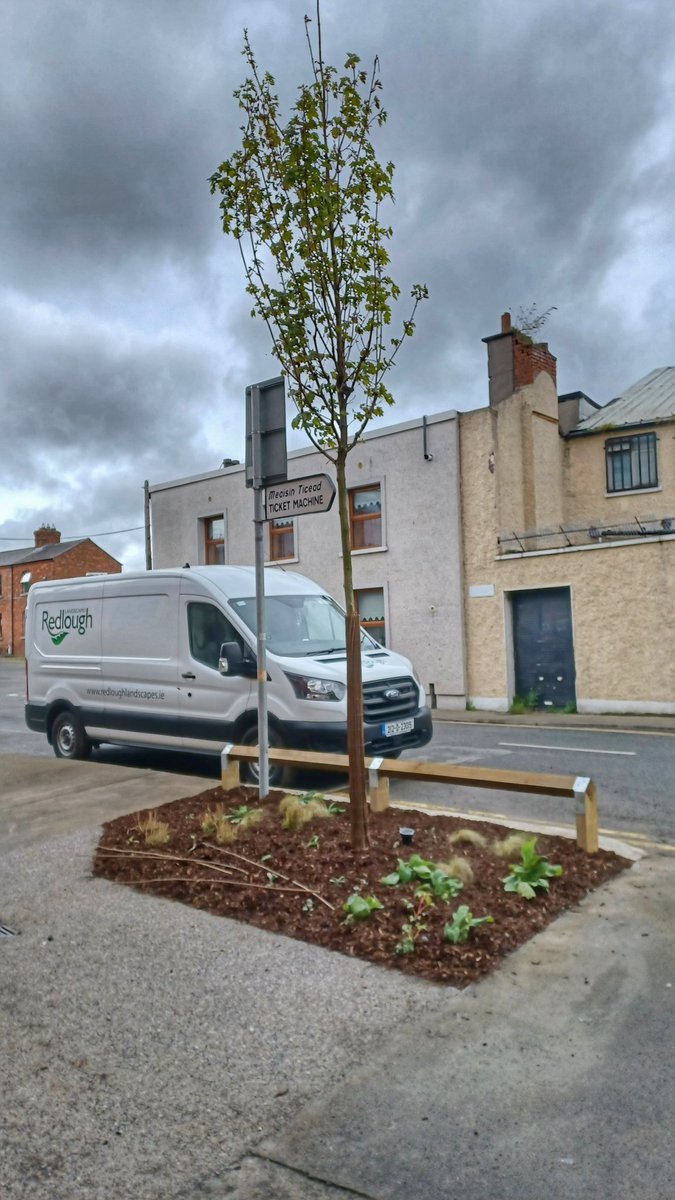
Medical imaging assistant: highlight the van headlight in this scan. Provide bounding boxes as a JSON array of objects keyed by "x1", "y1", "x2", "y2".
[{"x1": 285, "y1": 673, "x2": 346, "y2": 701}]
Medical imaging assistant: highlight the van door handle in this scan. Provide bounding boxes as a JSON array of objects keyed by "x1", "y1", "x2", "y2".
[{"x1": 181, "y1": 671, "x2": 196, "y2": 680}]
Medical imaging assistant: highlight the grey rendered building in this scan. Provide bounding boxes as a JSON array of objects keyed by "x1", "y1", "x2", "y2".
[{"x1": 148, "y1": 410, "x2": 467, "y2": 710}]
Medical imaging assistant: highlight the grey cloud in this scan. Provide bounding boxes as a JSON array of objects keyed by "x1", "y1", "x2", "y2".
[{"x1": 2, "y1": 0, "x2": 675, "y2": 567}]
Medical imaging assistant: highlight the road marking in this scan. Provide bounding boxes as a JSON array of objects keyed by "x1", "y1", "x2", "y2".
[{"x1": 498, "y1": 741, "x2": 636, "y2": 756}]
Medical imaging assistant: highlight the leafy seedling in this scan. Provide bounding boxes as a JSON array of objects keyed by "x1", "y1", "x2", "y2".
[
  {"x1": 343, "y1": 894, "x2": 384, "y2": 922},
  {"x1": 227, "y1": 805, "x2": 253, "y2": 825},
  {"x1": 394, "y1": 895, "x2": 432, "y2": 955},
  {"x1": 306, "y1": 834, "x2": 321, "y2": 849},
  {"x1": 443, "y1": 905, "x2": 494, "y2": 944},
  {"x1": 381, "y1": 854, "x2": 463, "y2": 900},
  {"x1": 502, "y1": 837, "x2": 563, "y2": 899}
]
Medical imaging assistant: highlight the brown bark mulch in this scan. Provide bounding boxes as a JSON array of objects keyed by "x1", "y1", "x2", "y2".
[{"x1": 92, "y1": 786, "x2": 630, "y2": 988}]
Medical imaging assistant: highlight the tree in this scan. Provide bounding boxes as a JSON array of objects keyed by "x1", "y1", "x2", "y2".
[{"x1": 210, "y1": 2, "x2": 426, "y2": 851}]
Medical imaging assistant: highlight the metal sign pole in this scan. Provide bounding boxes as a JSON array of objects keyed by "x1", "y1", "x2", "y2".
[{"x1": 250, "y1": 385, "x2": 269, "y2": 798}]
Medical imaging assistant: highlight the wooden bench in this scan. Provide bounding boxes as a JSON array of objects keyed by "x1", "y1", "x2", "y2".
[{"x1": 220, "y1": 744, "x2": 600, "y2": 853}]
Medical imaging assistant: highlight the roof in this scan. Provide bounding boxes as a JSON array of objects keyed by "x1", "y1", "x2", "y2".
[
  {"x1": 0, "y1": 538, "x2": 88, "y2": 569},
  {"x1": 572, "y1": 367, "x2": 675, "y2": 434}
]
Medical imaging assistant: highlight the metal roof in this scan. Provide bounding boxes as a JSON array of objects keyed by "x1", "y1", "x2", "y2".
[
  {"x1": 573, "y1": 367, "x2": 675, "y2": 434},
  {"x1": 0, "y1": 539, "x2": 87, "y2": 568}
]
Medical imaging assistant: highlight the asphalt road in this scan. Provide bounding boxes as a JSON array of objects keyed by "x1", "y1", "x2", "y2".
[{"x1": 3, "y1": 658, "x2": 673, "y2": 849}]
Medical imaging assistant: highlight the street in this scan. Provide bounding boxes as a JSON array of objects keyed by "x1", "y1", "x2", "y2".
[{"x1": 2, "y1": 658, "x2": 673, "y2": 851}]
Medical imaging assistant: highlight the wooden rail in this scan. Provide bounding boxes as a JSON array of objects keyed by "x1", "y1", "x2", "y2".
[{"x1": 220, "y1": 744, "x2": 599, "y2": 853}]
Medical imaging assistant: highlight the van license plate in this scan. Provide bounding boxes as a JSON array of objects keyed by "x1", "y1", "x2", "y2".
[{"x1": 382, "y1": 718, "x2": 414, "y2": 737}]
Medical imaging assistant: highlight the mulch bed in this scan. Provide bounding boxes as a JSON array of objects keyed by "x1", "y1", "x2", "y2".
[{"x1": 92, "y1": 786, "x2": 630, "y2": 988}]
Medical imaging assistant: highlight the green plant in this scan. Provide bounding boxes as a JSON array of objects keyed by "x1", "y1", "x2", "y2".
[
  {"x1": 465, "y1": 700, "x2": 476, "y2": 712},
  {"x1": 443, "y1": 905, "x2": 494, "y2": 944},
  {"x1": 209, "y1": 4, "x2": 427, "y2": 852},
  {"x1": 343, "y1": 894, "x2": 384, "y2": 921},
  {"x1": 381, "y1": 854, "x2": 463, "y2": 901},
  {"x1": 509, "y1": 688, "x2": 540, "y2": 714},
  {"x1": 502, "y1": 837, "x2": 563, "y2": 899},
  {"x1": 227, "y1": 805, "x2": 253, "y2": 825},
  {"x1": 306, "y1": 834, "x2": 321, "y2": 849},
  {"x1": 330, "y1": 875, "x2": 347, "y2": 886},
  {"x1": 394, "y1": 895, "x2": 432, "y2": 955}
]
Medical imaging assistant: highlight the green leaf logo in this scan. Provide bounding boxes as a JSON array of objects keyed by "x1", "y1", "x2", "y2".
[{"x1": 51, "y1": 632, "x2": 68, "y2": 645}]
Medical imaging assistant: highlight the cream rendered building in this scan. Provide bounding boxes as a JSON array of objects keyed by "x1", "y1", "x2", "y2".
[{"x1": 460, "y1": 315, "x2": 675, "y2": 714}]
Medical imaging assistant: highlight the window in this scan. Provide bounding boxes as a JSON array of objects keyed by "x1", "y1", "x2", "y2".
[
  {"x1": 606, "y1": 432, "x2": 658, "y2": 493},
  {"x1": 349, "y1": 484, "x2": 382, "y2": 550},
  {"x1": 204, "y1": 516, "x2": 225, "y2": 564},
  {"x1": 188, "y1": 602, "x2": 244, "y2": 670},
  {"x1": 268, "y1": 518, "x2": 295, "y2": 562},
  {"x1": 20, "y1": 571, "x2": 32, "y2": 594},
  {"x1": 356, "y1": 587, "x2": 386, "y2": 646}
]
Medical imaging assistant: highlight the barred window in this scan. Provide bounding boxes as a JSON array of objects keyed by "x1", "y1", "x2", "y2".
[{"x1": 606, "y1": 433, "x2": 658, "y2": 493}]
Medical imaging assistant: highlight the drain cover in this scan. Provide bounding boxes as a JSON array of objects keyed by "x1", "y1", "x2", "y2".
[{"x1": 0, "y1": 922, "x2": 18, "y2": 937}]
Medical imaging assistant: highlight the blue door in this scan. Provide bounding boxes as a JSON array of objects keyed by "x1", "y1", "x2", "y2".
[{"x1": 512, "y1": 588, "x2": 576, "y2": 708}]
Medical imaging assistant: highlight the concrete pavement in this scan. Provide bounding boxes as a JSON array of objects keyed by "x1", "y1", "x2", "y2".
[{"x1": 1, "y1": 753, "x2": 673, "y2": 1199}]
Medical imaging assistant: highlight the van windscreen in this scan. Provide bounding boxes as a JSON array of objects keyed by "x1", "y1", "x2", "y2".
[{"x1": 229, "y1": 593, "x2": 353, "y2": 656}]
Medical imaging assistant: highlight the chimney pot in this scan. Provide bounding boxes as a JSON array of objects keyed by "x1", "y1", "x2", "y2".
[{"x1": 501, "y1": 312, "x2": 512, "y2": 333}]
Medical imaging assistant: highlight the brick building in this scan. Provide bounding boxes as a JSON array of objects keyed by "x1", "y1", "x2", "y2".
[{"x1": 0, "y1": 525, "x2": 121, "y2": 657}]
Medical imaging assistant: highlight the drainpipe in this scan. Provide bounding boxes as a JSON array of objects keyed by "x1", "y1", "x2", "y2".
[
  {"x1": 144, "y1": 480, "x2": 153, "y2": 570},
  {"x1": 8, "y1": 565, "x2": 14, "y2": 655}
]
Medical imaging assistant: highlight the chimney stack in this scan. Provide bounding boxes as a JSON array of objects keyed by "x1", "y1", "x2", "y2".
[
  {"x1": 34, "y1": 525, "x2": 61, "y2": 548},
  {"x1": 483, "y1": 313, "x2": 557, "y2": 407}
]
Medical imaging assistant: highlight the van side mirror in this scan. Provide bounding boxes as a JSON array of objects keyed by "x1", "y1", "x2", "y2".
[{"x1": 218, "y1": 641, "x2": 244, "y2": 676}]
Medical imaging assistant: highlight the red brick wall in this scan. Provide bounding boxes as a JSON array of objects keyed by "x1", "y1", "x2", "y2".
[
  {"x1": 513, "y1": 338, "x2": 557, "y2": 389},
  {"x1": 0, "y1": 541, "x2": 121, "y2": 657}
]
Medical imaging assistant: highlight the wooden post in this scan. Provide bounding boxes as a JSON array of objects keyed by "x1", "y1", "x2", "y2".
[
  {"x1": 367, "y1": 757, "x2": 390, "y2": 813},
  {"x1": 574, "y1": 777, "x2": 599, "y2": 853},
  {"x1": 220, "y1": 744, "x2": 241, "y2": 790}
]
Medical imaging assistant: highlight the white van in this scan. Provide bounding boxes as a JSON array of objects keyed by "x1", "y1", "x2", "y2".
[{"x1": 24, "y1": 566, "x2": 432, "y2": 783}]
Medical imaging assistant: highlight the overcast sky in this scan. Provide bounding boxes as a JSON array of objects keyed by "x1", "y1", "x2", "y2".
[{"x1": 2, "y1": 0, "x2": 674, "y2": 570}]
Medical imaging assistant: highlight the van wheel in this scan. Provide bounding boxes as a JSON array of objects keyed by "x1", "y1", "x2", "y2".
[
  {"x1": 52, "y1": 712, "x2": 92, "y2": 761},
  {"x1": 239, "y1": 725, "x2": 289, "y2": 789}
]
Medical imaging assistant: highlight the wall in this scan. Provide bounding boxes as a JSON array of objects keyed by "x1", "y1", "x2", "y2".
[
  {"x1": 150, "y1": 411, "x2": 467, "y2": 707},
  {"x1": 462, "y1": 537, "x2": 675, "y2": 713},
  {"x1": 564, "y1": 424, "x2": 675, "y2": 526}
]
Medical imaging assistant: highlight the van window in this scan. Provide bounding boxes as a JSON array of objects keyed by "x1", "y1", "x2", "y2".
[
  {"x1": 230, "y1": 593, "x2": 374, "y2": 656},
  {"x1": 188, "y1": 602, "x2": 245, "y2": 670}
]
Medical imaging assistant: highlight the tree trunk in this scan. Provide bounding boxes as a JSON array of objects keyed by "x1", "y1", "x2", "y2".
[{"x1": 335, "y1": 451, "x2": 369, "y2": 851}]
